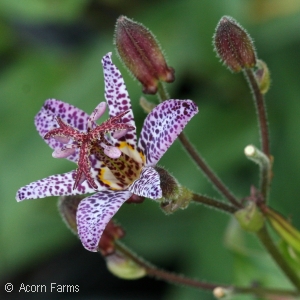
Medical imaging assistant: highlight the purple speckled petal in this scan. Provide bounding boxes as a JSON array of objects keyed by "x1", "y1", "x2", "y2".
[
  {"x1": 138, "y1": 100, "x2": 198, "y2": 166},
  {"x1": 102, "y1": 53, "x2": 137, "y2": 147},
  {"x1": 77, "y1": 190, "x2": 132, "y2": 252},
  {"x1": 35, "y1": 99, "x2": 90, "y2": 163},
  {"x1": 128, "y1": 167, "x2": 162, "y2": 199},
  {"x1": 16, "y1": 171, "x2": 105, "y2": 202}
]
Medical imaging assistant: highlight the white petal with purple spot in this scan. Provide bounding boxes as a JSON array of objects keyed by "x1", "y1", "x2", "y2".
[
  {"x1": 102, "y1": 53, "x2": 137, "y2": 147},
  {"x1": 76, "y1": 190, "x2": 132, "y2": 252},
  {"x1": 16, "y1": 171, "x2": 103, "y2": 201},
  {"x1": 128, "y1": 166, "x2": 162, "y2": 199},
  {"x1": 138, "y1": 99, "x2": 198, "y2": 166}
]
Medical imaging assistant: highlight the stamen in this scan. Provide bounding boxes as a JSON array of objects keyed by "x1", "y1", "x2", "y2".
[
  {"x1": 100, "y1": 143, "x2": 122, "y2": 159},
  {"x1": 53, "y1": 136, "x2": 70, "y2": 144},
  {"x1": 52, "y1": 145, "x2": 77, "y2": 158},
  {"x1": 88, "y1": 102, "x2": 107, "y2": 129},
  {"x1": 112, "y1": 129, "x2": 128, "y2": 139}
]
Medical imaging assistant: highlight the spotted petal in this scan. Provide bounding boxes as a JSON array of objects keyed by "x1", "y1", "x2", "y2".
[
  {"x1": 128, "y1": 166, "x2": 162, "y2": 199},
  {"x1": 16, "y1": 171, "x2": 104, "y2": 202},
  {"x1": 35, "y1": 99, "x2": 90, "y2": 163},
  {"x1": 76, "y1": 190, "x2": 132, "y2": 252},
  {"x1": 102, "y1": 53, "x2": 137, "y2": 147},
  {"x1": 138, "y1": 100, "x2": 198, "y2": 166}
]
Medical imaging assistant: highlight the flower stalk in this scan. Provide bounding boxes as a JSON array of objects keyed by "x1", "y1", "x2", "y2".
[
  {"x1": 155, "y1": 81, "x2": 241, "y2": 208},
  {"x1": 244, "y1": 68, "x2": 270, "y2": 157},
  {"x1": 113, "y1": 241, "x2": 300, "y2": 297}
]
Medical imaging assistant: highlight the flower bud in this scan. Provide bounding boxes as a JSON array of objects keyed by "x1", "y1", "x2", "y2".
[
  {"x1": 106, "y1": 252, "x2": 146, "y2": 280},
  {"x1": 214, "y1": 16, "x2": 256, "y2": 72},
  {"x1": 58, "y1": 195, "x2": 83, "y2": 234},
  {"x1": 254, "y1": 59, "x2": 271, "y2": 94},
  {"x1": 155, "y1": 166, "x2": 192, "y2": 214},
  {"x1": 235, "y1": 201, "x2": 264, "y2": 232},
  {"x1": 114, "y1": 16, "x2": 175, "y2": 94},
  {"x1": 213, "y1": 287, "x2": 233, "y2": 299}
]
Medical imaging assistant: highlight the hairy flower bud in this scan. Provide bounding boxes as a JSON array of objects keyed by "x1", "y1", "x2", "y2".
[
  {"x1": 106, "y1": 252, "x2": 146, "y2": 280},
  {"x1": 114, "y1": 16, "x2": 175, "y2": 94},
  {"x1": 155, "y1": 166, "x2": 192, "y2": 214},
  {"x1": 214, "y1": 16, "x2": 256, "y2": 72}
]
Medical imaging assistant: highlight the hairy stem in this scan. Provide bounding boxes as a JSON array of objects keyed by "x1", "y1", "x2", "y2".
[
  {"x1": 244, "y1": 68, "x2": 270, "y2": 157},
  {"x1": 244, "y1": 68, "x2": 271, "y2": 202},
  {"x1": 156, "y1": 81, "x2": 241, "y2": 208},
  {"x1": 114, "y1": 242, "x2": 299, "y2": 297},
  {"x1": 192, "y1": 193, "x2": 237, "y2": 214}
]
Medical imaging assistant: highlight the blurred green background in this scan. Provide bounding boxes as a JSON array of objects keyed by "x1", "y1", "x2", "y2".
[{"x1": 1, "y1": 0, "x2": 300, "y2": 299}]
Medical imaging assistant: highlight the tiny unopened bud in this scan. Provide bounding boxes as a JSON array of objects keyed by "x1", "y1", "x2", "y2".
[
  {"x1": 114, "y1": 16, "x2": 175, "y2": 94},
  {"x1": 106, "y1": 252, "x2": 146, "y2": 280},
  {"x1": 58, "y1": 195, "x2": 83, "y2": 234},
  {"x1": 214, "y1": 16, "x2": 256, "y2": 72},
  {"x1": 213, "y1": 287, "x2": 233, "y2": 299},
  {"x1": 235, "y1": 201, "x2": 264, "y2": 232},
  {"x1": 155, "y1": 166, "x2": 192, "y2": 214},
  {"x1": 140, "y1": 96, "x2": 157, "y2": 113},
  {"x1": 255, "y1": 59, "x2": 271, "y2": 94}
]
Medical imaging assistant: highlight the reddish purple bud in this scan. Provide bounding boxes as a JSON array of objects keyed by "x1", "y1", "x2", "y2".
[
  {"x1": 98, "y1": 220, "x2": 125, "y2": 256},
  {"x1": 214, "y1": 16, "x2": 256, "y2": 72},
  {"x1": 114, "y1": 16, "x2": 175, "y2": 94}
]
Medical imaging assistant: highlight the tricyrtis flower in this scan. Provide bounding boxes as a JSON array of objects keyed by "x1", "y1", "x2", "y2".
[{"x1": 16, "y1": 52, "x2": 198, "y2": 252}]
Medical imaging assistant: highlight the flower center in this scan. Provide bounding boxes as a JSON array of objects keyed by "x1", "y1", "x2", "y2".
[
  {"x1": 93, "y1": 141, "x2": 145, "y2": 190},
  {"x1": 44, "y1": 102, "x2": 135, "y2": 190}
]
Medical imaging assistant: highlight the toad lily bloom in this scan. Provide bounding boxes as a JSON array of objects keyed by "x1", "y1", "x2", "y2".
[{"x1": 16, "y1": 52, "x2": 198, "y2": 252}]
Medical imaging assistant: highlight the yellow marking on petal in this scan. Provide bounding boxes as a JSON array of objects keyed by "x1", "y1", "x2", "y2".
[
  {"x1": 118, "y1": 142, "x2": 144, "y2": 165},
  {"x1": 98, "y1": 168, "x2": 124, "y2": 190},
  {"x1": 95, "y1": 142, "x2": 145, "y2": 190}
]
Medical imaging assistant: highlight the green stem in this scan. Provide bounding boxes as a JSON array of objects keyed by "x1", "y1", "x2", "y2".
[
  {"x1": 244, "y1": 68, "x2": 270, "y2": 157},
  {"x1": 192, "y1": 193, "x2": 237, "y2": 214},
  {"x1": 256, "y1": 225, "x2": 300, "y2": 291},
  {"x1": 114, "y1": 242, "x2": 299, "y2": 297},
  {"x1": 244, "y1": 68, "x2": 271, "y2": 201}
]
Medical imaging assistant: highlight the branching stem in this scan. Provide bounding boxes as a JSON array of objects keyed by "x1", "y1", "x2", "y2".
[{"x1": 114, "y1": 242, "x2": 300, "y2": 297}]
